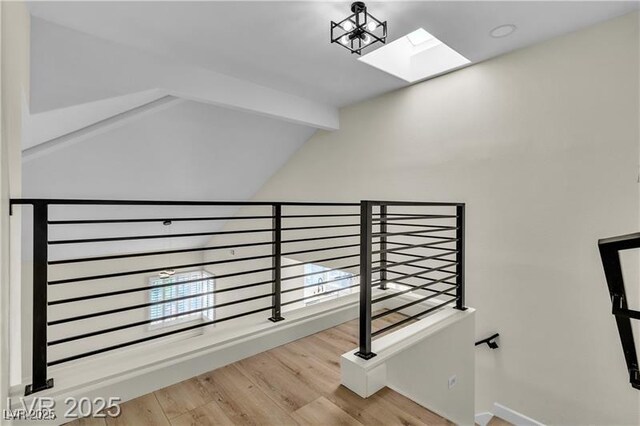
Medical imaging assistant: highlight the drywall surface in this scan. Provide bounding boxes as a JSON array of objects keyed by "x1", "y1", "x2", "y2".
[
  {"x1": 247, "y1": 12, "x2": 640, "y2": 425},
  {"x1": 342, "y1": 308, "x2": 475, "y2": 425},
  {"x1": 1, "y1": 0, "x2": 29, "y2": 405},
  {"x1": 385, "y1": 310, "x2": 475, "y2": 425}
]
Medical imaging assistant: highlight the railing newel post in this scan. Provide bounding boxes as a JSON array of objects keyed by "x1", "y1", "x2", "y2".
[
  {"x1": 455, "y1": 204, "x2": 467, "y2": 311},
  {"x1": 25, "y1": 201, "x2": 54, "y2": 395},
  {"x1": 355, "y1": 201, "x2": 376, "y2": 359},
  {"x1": 269, "y1": 203, "x2": 284, "y2": 322}
]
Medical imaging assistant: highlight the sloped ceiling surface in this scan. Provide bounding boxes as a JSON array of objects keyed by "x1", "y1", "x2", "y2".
[
  {"x1": 23, "y1": 100, "x2": 315, "y2": 200},
  {"x1": 28, "y1": 1, "x2": 639, "y2": 107}
]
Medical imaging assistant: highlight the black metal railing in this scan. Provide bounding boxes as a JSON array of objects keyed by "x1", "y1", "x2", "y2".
[
  {"x1": 11, "y1": 198, "x2": 465, "y2": 395},
  {"x1": 598, "y1": 232, "x2": 640, "y2": 390},
  {"x1": 355, "y1": 201, "x2": 466, "y2": 359}
]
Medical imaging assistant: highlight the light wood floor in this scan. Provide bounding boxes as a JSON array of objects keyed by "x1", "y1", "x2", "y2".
[{"x1": 67, "y1": 313, "x2": 451, "y2": 426}]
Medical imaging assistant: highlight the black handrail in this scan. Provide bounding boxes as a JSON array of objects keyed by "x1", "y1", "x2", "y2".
[
  {"x1": 475, "y1": 333, "x2": 500, "y2": 349},
  {"x1": 11, "y1": 198, "x2": 465, "y2": 396},
  {"x1": 354, "y1": 200, "x2": 465, "y2": 360},
  {"x1": 598, "y1": 232, "x2": 640, "y2": 390}
]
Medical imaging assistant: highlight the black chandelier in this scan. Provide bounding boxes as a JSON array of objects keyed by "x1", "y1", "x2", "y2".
[{"x1": 331, "y1": 2, "x2": 387, "y2": 55}]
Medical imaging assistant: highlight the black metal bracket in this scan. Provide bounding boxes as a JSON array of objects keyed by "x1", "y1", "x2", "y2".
[
  {"x1": 599, "y1": 232, "x2": 640, "y2": 390},
  {"x1": 25, "y1": 378, "x2": 54, "y2": 396},
  {"x1": 354, "y1": 351, "x2": 377, "y2": 360},
  {"x1": 475, "y1": 333, "x2": 500, "y2": 349},
  {"x1": 268, "y1": 316, "x2": 285, "y2": 323}
]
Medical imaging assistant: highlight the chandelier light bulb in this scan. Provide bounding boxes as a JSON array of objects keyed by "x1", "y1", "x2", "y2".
[
  {"x1": 341, "y1": 20, "x2": 354, "y2": 31},
  {"x1": 367, "y1": 21, "x2": 377, "y2": 32},
  {"x1": 340, "y1": 35, "x2": 350, "y2": 45},
  {"x1": 362, "y1": 34, "x2": 371, "y2": 45}
]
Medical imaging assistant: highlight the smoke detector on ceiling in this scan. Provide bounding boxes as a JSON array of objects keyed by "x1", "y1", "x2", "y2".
[{"x1": 490, "y1": 24, "x2": 517, "y2": 38}]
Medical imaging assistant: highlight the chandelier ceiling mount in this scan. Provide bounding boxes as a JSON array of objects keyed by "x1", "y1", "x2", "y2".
[{"x1": 331, "y1": 2, "x2": 387, "y2": 55}]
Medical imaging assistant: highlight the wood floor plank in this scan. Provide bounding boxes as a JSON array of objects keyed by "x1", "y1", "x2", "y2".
[
  {"x1": 292, "y1": 396, "x2": 363, "y2": 426},
  {"x1": 487, "y1": 416, "x2": 513, "y2": 426},
  {"x1": 64, "y1": 417, "x2": 107, "y2": 426},
  {"x1": 196, "y1": 364, "x2": 297, "y2": 426},
  {"x1": 358, "y1": 394, "x2": 427, "y2": 426},
  {"x1": 169, "y1": 401, "x2": 235, "y2": 426},
  {"x1": 284, "y1": 334, "x2": 343, "y2": 371},
  {"x1": 105, "y1": 394, "x2": 169, "y2": 426},
  {"x1": 268, "y1": 343, "x2": 341, "y2": 396},
  {"x1": 154, "y1": 377, "x2": 213, "y2": 419},
  {"x1": 110, "y1": 313, "x2": 448, "y2": 426},
  {"x1": 375, "y1": 388, "x2": 453, "y2": 425},
  {"x1": 236, "y1": 350, "x2": 321, "y2": 413},
  {"x1": 315, "y1": 327, "x2": 358, "y2": 352}
]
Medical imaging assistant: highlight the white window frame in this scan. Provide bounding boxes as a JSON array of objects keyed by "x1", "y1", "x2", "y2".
[
  {"x1": 303, "y1": 263, "x2": 356, "y2": 305},
  {"x1": 148, "y1": 270, "x2": 215, "y2": 330}
]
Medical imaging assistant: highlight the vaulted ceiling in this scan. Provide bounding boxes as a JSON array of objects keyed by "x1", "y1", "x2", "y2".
[{"x1": 23, "y1": 1, "x2": 639, "y2": 201}]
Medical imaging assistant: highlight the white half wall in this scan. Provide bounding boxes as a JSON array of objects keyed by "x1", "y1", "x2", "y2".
[
  {"x1": 246, "y1": 12, "x2": 640, "y2": 425},
  {"x1": 342, "y1": 307, "x2": 475, "y2": 425}
]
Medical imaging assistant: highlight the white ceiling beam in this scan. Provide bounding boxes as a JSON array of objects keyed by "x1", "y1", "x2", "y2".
[
  {"x1": 30, "y1": 17, "x2": 339, "y2": 130},
  {"x1": 23, "y1": 95, "x2": 185, "y2": 162}
]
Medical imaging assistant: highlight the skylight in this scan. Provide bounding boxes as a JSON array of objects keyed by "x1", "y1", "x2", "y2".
[{"x1": 358, "y1": 28, "x2": 470, "y2": 83}]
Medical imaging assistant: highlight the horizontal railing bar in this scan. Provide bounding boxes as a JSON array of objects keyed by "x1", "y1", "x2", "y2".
[
  {"x1": 280, "y1": 253, "x2": 358, "y2": 269},
  {"x1": 378, "y1": 270, "x2": 457, "y2": 288},
  {"x1": 372, "y1": 286, "x2": 457, "y2": 320},
  {"x1": 372, "y1": 228, "x2": 457, "y2": 238},
  {"x1": 386, "y1": 272, "x2": 457, "y2": 289},
  {"x1": 373, "y1": 252, "x2": 456, "y2": 270},
  {"x1": 48, "y1": 215, "x2": 274, "y2": 225},
  {"x1": 375, "y1": 239, "x2": 458, "y2": 255},
  {"x1": 379, "y1": 223, "x2": 456, "y2": 229},
  {"x1": 281, "y1": 223, "x2": 359, "y2": 231},
  {"x1": 282, "y1": 214, "x2": 359, "y2": 218},
  {"x1": 281, "y1": 243, "x2": 359, "y2": 257},
  {"x1": 49, "y1": 293, "x2": 274, "y2": 343},
  {"x1": 48, "y1": 241, "x2": 273, "y2": 265},
  {"x1": 371, "y1": 297, "x2": 457, "y2": 337},
  {"x1": 281, "y1": 283, "x2": 360, "y2": 306},
  {"x1": 387, "y1": 261, "x2": 457, "y2": 276},
  {"x1": 379, "y1": 277, "x2": 457, "y2": 296},
  {"x1": 365, "y1": 200, "x2": 464, "y2": 207},
  {"x1": 372, "y1": 214, "x2": 456, "y2": 220},
  {"x1": 11, "y1": 198, "x2": 359, "y2": 207},
  {"x1": 49, "y1": 278, "x2": 273, "y2": 305},
  {"x1": 387, "y1": 251, "x2": 451, "y2": 262},
  {"x1": 382, "y1": 261, "x2": 458, "y2": 282},
  {"x1": 49, "y1": 227, "x2": 273, "y2": 245},
  {"x1": 48, "y1": 253, "x2": 275, "y2": 285},
  {"x1": 282, "y1": 233, "x2": 360, "y2": 244},
  {"x1": 48, "y1": 290, "x2": 273, "y2": 326},
  {"x1": 282, "y1": 274, "x2": 359, "y2": 294},
  {"x1": 372, "y1": 273, "x2": 458, "y2": 304},
  {"x1": 47, "y1": 305, "x2": 273, "y2": 366}
]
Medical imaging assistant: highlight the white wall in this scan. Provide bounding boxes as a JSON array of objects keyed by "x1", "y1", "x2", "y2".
[
  {"x1": 245, "y1": 12, "x2": 640, "y2": 425},
  {"x1": 1, "y1": 0, "x2": 29, "y2": 407}
]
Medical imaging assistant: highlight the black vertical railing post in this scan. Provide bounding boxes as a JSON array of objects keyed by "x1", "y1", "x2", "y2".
[
  {"x1": 25, "y1": 201, "x2": 54, "y2": 395},
  {"x1": 455, "y1": 204, "x2": 467, "y2": 310},
  {"x1": 379, "y1": 204, "x2": 387, "y2": 290},
  {"x1": 355, "y1": 201, "x2": 376, "y2": 359},
  {"x1": 269, "y1": 204, "x2": 284, "y2": 322}
]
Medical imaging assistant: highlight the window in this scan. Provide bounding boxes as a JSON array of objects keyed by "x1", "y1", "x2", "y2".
[
  {"x1": 303, "y1": 264, "x2": 356, "y2": 305},
  {"x1": 149, "y1": 270, "x2": 214, "y2": 327}
]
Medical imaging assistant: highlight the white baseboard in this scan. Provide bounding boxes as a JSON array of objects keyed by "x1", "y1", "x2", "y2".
[{"x1": 475, "y1": 403, "x2": 544, "y2": 426}]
